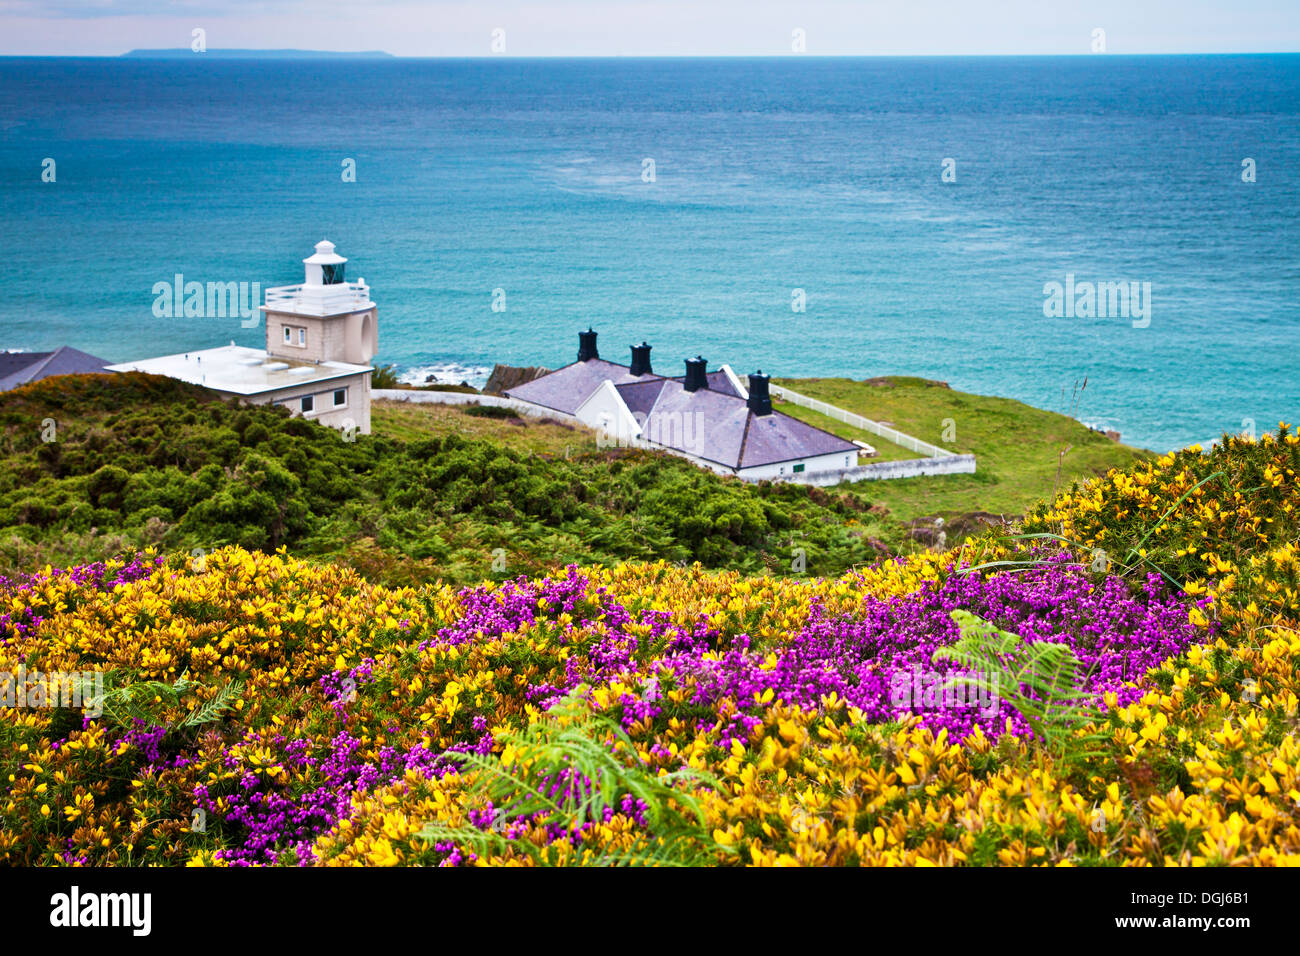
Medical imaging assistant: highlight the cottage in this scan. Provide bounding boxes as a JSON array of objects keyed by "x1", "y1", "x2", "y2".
[
  {"x1": 505, "y1": 330, "x2": 859, "y2": 479},
  {"x1": 106, "y1": 241, "x2": 377, "y2": 433},
  {"x1": 0, "y1": 346, "x2": 110, "y2": 392}
]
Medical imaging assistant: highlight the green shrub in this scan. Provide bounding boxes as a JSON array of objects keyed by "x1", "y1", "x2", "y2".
[
  {"x1": 371, "y1": 364, "x2": 402, "y2": 388},
  {"x1": 0, "y1": 373, "x2": 903, "y2": 585},
  {"x1": 462, "y1": 404, "x2": 519, "y2": 420}
]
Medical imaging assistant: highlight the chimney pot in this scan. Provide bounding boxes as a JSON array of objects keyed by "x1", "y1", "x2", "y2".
[
  {"x1": 577, "y1": 328, "x2": 599, "y2": 362},
  {"x1": 629, "y1": 341, "x2": 653, "y2": 376},
  {"x1": 683, "y1": 356, "x2": 708, "y2": 392},
  {"x1": 747, "y1": 370, "x2": 772, "y2": 415}
]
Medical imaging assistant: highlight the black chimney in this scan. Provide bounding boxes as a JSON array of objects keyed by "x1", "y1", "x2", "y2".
[
  {"x1": 577, "y1": 328, "x2": 599, "y2": 362},
  {"x1": 747, "y1": 370, "x2": 773, "y2": 416},
  {"x1": 629, "y1": 342, "x2": 653, "y2": 376},
  {"x1": 683, "y1": 356, "x2": 708, "y2": 392}
]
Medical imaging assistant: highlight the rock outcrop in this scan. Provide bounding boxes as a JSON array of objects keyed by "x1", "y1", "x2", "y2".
[{"x1": 483, "y1": 363, "x2": 550, "y2": 396}]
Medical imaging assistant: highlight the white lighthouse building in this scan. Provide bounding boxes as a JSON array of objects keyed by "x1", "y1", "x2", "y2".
[
  {"x1": 262, "y1": 240, "x2": 378, "y2": 369},
  {"x1": 107, "y1": 240, "x2": 377, "y2": 434}
]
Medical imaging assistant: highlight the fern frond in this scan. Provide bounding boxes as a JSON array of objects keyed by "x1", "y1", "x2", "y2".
[
  {"x1": 936, "y1": 610, "x2": 1107, "y2": 761},
  {"x1": 177, "y1": 679, "x2": 244, "y2": 728},
  {"x1": 417, "y1": 689, "x2": 729, "y2": 866},
  {"x1": 93, "y1": 671, "x2": 243, "y2": 733}
]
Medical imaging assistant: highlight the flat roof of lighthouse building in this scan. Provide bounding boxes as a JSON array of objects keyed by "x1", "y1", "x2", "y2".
[{"x1": 105, "y1": 344, "x2": 372, "y2": 396}]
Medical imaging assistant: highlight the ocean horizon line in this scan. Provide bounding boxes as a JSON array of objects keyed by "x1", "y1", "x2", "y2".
[{"x1": 4, "y1": 51, "x2": 1300, "y2": 60}]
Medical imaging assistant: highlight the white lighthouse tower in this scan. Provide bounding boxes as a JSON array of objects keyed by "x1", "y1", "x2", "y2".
[{"x1": 263, "y1": 240, "x2": 378, "y2": 366}]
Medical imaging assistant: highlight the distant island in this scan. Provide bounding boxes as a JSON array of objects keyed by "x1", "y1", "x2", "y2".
[{"x1": 121, "y1": 49, "x2": 394, "y2": 59}]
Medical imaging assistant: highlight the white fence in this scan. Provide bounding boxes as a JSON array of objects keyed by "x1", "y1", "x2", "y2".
[
  {"x1": 747, "y1": 453, "x2": 977, "y2": 486},
  {"x1": 264, "y1": 281, "x2": 372, "y2": 312},
  {"x1": 769, "y1": 383, "x2": 949, "y2": 458}
]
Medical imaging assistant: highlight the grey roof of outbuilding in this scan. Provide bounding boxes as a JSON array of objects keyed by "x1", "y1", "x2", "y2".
[
  {"x1": 638, "y1": 380, "x2": 751, "y2": 467},
  {"x1": 638, "y1": 377, "x2": 857, "y2": 470},
  {"x1": 503, "y1": 358, "x2": 662, "y2": 415},
  {"x1": 668, "y1": 369, "x2": 742, "y2": 397},
  {"x1": 0, "y1": 347, "x2": 111, "y2": 392},
  {"x1": 735, "y1": 404, "x2": 858, "y2": 469},
  {"x1": 0, "y1": 352, "x2": 40, "y2": 380},
  {"x1": 613, "y1": 377, "x2": 670, "y2": 417},
  {"x1": 506, "y1": 354, "x2": 856, "y2": 471}
]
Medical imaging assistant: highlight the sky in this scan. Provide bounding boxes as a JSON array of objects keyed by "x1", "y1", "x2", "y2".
[{"x1": 0, "y1": 0, "x2": 1297, "y2": 57}]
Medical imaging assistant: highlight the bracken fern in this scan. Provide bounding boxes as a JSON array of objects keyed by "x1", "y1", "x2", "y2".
[
  {"x1": 418, "y1": 690, "x2": 732, "y2": 866},
  {"x1": 94, "y1": 672, "x2": 244, "y2": 731},
  {"x1": 935, "y1": 610, "x2": 1106, "y2": 763}
]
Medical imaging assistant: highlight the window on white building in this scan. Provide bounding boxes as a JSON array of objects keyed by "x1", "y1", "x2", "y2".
[
  {"x1": 333, "y1": 388, "x2": 346, "y2": 407},
  {"x1": 301, "y1": 395, "x2": 314, "y2": 413},
  {"x1": 283, "y1": 326, "x2": 291, "y2": 343},
  {"x1": 793, "y1": 463, "x2": 806, "y2": 473},
  {"x1": 298, "y1": 328, "x2": 306, "y2": 346}
]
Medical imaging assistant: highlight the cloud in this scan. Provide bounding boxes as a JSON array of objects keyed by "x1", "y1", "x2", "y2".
[
  {"x1": 0, "y1": 0, "x2": 1296, "y2": 54},
  {"x1": 0, "y1": 0, "x2": 322, "y2": 19}
]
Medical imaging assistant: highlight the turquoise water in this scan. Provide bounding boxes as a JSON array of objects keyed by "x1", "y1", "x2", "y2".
[{"x1": 1, "y1": 55, "x2": 1297, "y2": 451}]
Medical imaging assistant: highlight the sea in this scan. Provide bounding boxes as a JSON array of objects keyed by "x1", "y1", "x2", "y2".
[{"x1": 1, "y1": 54, "x2": 1297, "y2": 452}]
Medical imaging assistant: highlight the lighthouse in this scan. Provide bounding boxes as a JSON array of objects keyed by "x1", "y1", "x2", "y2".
[
  {"x1": 106, "y1": 239, "x2": 377, "y2": 435},
  {"x1": 262, "y1": 240, "x2": 378, "y2": 367}
]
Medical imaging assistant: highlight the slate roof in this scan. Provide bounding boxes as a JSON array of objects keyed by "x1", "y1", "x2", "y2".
[
  {"x1": 669, "y1": 369, "x2": 742, "y2": 398},
  {"x1": 0, "y1": 352, "x2": 38, "y2": 381},
  {"x1": 503, "y1": 359, "x2": 662, "y2": 415},
  {"x1": 613, "y1": 377, "x2": 670, "y2": 417},
  {"x1": 0, "y1": 347, "x2": 111, "y2": 392},
  {"x1": 510, "y1": 355, "x2": 855, "y2": 471},
  {"x1": 636, "y1": 378, "x2": 857, "y2": 470},
  {"x1": 735, "y1": 403, "x2": 858, "y2": 469},
  {"x1": 637, "y1": 379, "x2": 752, "y2": 468}
]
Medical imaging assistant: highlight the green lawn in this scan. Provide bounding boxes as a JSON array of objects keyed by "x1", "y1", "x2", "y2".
[
  {"x1": 772, "y1": 398, "x2": 921, "y2": 462},
  {"x1": 774, "y1": 375, "x2": 1152, "y2": 538}
]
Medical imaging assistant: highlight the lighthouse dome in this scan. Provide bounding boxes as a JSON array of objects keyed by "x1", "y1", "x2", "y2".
[{"x1": 303, "y1": 240, "x2": 347, "y2": 285}]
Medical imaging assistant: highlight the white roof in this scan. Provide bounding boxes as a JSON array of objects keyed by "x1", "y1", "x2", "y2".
[
  {"x1": 303, "y1": 239, "x2": 346, "y2": 265},
  {"x1": 105, "y1": 345, "x2": 371, "y2": 396}
]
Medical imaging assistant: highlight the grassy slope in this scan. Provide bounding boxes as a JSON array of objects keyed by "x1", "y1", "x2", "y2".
[
  {"x1": 372, "y1": 400, "x2": 592, "y2": 456},
  {"x1": 377, "y1": 378, "x2": 1147, "y2": 509},
  {"x1": 373, "y1": 377, "x2": 1150, "y2": 554},
  {"x1": 0, "y1": 375, "x2": 902, "y2": 585},
  {"x1": 774, "y1": 375, "x2": 1151, "y2": 536},
  {"x1": 0, "y1": 373, "x2": 1151, "y2": 583}
]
